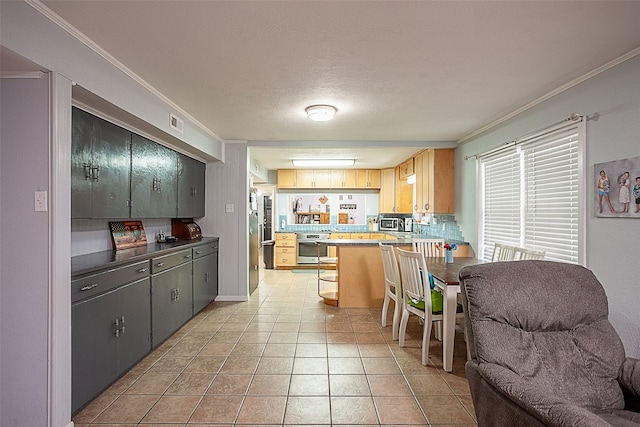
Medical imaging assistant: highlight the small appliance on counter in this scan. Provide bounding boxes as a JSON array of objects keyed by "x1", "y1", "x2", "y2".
[
  {"x1": 379, "y1": 216, "x2": 399, "y2": 231},
  {"x1": 171, "y1": 219, "x2": 202, "y2": 240}
]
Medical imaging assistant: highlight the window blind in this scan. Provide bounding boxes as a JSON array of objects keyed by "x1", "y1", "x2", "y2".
[{"x1": 480, "y1": 125, "x2": 581, "y2": 264}]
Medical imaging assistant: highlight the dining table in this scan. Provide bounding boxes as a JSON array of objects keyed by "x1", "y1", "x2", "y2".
[{"x1": 425, "y1": 256, "x2": 482, "y2": 372}]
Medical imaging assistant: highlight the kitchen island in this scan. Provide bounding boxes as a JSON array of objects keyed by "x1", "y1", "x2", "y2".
[{"x1": 316, "y1": 237, "x2": 472, "y2": 308}]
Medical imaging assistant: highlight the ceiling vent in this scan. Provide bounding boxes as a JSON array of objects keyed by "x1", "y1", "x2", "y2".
[{"x1": 170, "y1": 113, "x2": 184, "y2": 134}]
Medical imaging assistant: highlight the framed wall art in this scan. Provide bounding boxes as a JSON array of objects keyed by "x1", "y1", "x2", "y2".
[{"x1": 594, "y1": 155, "x2": 640, "y2": 218}]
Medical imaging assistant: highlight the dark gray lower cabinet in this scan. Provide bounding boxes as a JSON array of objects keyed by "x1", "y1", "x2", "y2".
[
  {"x1": 192, "y1": 241, "x2": 219, "y2": 314},
  {"x1": 151, "y1": 261, "x2": 193, "y2": 347},
  {"x1": 71, "y1": 277, "x2": 151, "y2": 414},
  {"x1": 71, "y1": 239, "x2": 219, "y2": 413}
]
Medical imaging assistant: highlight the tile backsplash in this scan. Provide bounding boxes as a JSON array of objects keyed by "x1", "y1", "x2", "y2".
[{"x1": 278, "y1": 213, "x2": 465, "y2": 243}]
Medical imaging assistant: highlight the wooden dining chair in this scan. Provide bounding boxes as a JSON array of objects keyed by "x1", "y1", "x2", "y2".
[
  {"x1": 379, "y1": 243, "x2": 401, "y2": 340},
  {"x1": 412, "y1": 238, "x2": 445, "y2": 258},
  {"x1": 396, "y1": 247, "x2": 466, "y2": 366},
  {"x1": 513, "y1": 247, "x2": 546, "y2": 260},
  {"x1": 491, "y1": 243, "x2": 517, "y2": 261}
]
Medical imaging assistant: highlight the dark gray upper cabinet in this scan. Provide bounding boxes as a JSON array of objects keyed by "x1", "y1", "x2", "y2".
[
  {"x1": 177, "y1": 153, "x2": 206, "y2": 218},
  {"x1": 130, "y1": 134, "x2": 177, "y2": 218},
  {"x1": 72, "y1": 107, "x2": 131, "y2": 219},
  {"x1": 72, "y1": 107, "x2": 206, "y2": 219}
]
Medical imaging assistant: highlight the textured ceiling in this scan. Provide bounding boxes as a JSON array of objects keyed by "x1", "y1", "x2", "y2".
[{"x1": 10, "y1": 1, "x2": 640, "y2": 169}]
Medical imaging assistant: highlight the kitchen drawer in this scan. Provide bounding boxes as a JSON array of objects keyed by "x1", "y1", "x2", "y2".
[
  {"x1": 276, "y1": 233, "x2": 296, "y2": 242},
  {"x1": 276, "y1": 239, "x2": 296, "y2": 248},
  {"x1": 151, "y1": 249, "x2": 192, "y2": 274},
  {"x1": 275, "y1": 250, "x2": 296, "y2": 266},
  {"x1": 276, "y1": 246, "x2": 296, "y2": 256},
  {"x1": 350, "y1": 233, "x2": 370, "y2": 240},
  {"x1": 192, "y1": 241, "x2": 218, "y2": 259},
  {"x1": 330, "y1": 233, "x2": 350, "y2": 240},
  {"x1": 72, "y1": 260, "x2": 150, "y2": 303}
]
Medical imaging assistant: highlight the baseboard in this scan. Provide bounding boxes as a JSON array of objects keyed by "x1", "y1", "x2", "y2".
[{"x1": 214, "y1": 295, "x2": 249, "y2": 302}]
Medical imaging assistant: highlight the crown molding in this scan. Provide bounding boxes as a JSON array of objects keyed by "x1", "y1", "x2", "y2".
[{"x1": 457, "y1": 46, "x2": 640, "y2": 144}]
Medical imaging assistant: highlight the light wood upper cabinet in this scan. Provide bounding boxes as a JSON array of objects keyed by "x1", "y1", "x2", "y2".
[
  {"x1": 399, "y1": 158, "x2": 414, "y2": 179},
  {"x1": 413, "y1": 148, "x2": 454, "y2": 214},
  {"x1": 277, "y1": 170, "x2": 297, "y2": 188},
  {"x1": 379, "y1": 168, "x2": 396, "y2": 212},
  {"x1": 395, "y1": 166, "x2": 414, "y2": 213},
  {"x1": 330, "y1": 170, "x2": 356, "y2": 188},
  {"x1": 278, "y1": 169, "x2": 380, "y2": 189},
  {"x1": 356, "y1": 169, "x2": 381, "y2": 189},
  {"x1": 295, "y1": 170, "x2": 315, "y2": 188}
]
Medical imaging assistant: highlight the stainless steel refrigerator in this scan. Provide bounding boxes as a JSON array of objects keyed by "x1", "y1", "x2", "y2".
[{"x1": 249, "y1": 210, "x2": 259, "y2": 295}]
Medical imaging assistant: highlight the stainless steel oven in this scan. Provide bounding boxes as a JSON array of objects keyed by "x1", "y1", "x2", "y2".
[{"x1": 296, "y1": 233, "x2": 330, "y2": 264}]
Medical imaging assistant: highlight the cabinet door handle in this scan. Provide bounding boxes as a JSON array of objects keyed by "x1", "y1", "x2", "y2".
[
  {"x1": 156, "y1": 262, "x2": 165, "y2": 267},
  {"x1": 195, "y1": 250, "x2": 203, "y2": 255},
  {"x1": 137, "y1": 268, "x2": 148, "y2": 273},
  {"x1": 83, "y1": 163, "x2": 92, "y2": 180},
  {"x1": 184, "y1": 254, "x2": 191, "y2": 259},
  {"x1": 80, "y1": 284, "x2": 98, "y2": 291},
  {"x1": 91, "y1": 165, "x2": 100, "y2": 181},
  {"x1": 114, "y1": 319, "x2": 120, "y2": 337}
]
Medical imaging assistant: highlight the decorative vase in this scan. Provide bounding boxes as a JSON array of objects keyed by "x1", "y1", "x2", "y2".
[{"x1": 445, "y1": 250, "x2": 454, "y2": 264}]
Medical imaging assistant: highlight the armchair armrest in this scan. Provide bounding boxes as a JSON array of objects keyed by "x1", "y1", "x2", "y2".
[
  {"x1": 474, "y1": 361, "x2": 609, "y2": 427},
  {"x1": 619, "y1": 357, "x2": 640, "y2": 412}
]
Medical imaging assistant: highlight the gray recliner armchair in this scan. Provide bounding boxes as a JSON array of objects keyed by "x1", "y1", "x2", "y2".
[{"x1": 459, "y1": 260, "x2": 640, "y2": 426}]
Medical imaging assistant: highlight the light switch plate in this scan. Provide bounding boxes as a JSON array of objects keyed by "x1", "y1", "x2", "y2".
[
  {"x1": 225, "y1": 204, "x2": 234, "y2": 213},
  {"x1": 35, "y1": 191, "x2": 48, "y2": 212}
]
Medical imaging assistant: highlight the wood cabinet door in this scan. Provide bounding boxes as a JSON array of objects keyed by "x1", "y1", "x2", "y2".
[
  {"x1": 379, "y1": 168, "x2": 396, "y2": 212},
  {"x1": 314, "y1": 170, "x2": 331, "y2": 187},
  {"x1": 296, "y1": 170, "x2": 315, "y2": 188},
  {"x1": 399, "y1": 158, "x2": 414, "y2": 179},
  {"x1": 414, "y1": 150, "x2": 427, "y2": 212},
  {"x1": 432, "y1": 149, "x2": 455, "y2": 213},
  {"x1": 367, "y1": 169, "x2": 381, "y2": 188},
  {"x1": 331, "y1": 170, "x2": 356, "y2": 188},
  {"x1": 277, "y1": 170, "x2": 297, "y2": 188},
  {"x1": 395, "y1": 169, "x2": 414, "y2": 213},
  {"x1": 356, "y1": 169, "x2": 381, "y2": 188}
]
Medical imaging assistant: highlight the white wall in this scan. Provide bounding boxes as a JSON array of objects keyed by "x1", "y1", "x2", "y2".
[
  {"x1": 0, "y1": 75, "x2": 71, "y2": 426},
  {"x1": 200, "y1": 143, "x2": 250, "y2": 300},
  {"x1": 455, "y1": 54, "x2": 640, "y2": 358}
]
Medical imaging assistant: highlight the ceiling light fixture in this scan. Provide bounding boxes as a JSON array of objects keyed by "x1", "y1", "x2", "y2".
[
  {"x1": 292, "y1": 159, "x2": 355, "y2": 167},
  {"x1": 305, "y1": 105, "x2": 337, "y2": 122}
]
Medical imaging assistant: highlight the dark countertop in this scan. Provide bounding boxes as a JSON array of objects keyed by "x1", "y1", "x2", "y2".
[{"x1": 72, "y1": 237, "x2": 219, "y2": 277}]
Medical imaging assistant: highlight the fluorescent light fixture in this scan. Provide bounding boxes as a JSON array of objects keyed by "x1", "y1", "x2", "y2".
[
  {"x1": 292, "y1": 159, "x2": 355, "y2": 167},
  {"x1": 407, "y1": 174, "x2": 416, "y2": 184},
  {"x1": 305, "y1": 105, "x2": 337, "y2": 121}
]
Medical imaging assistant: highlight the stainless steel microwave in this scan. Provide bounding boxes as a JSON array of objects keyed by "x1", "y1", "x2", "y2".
[{"x1": 379, "y1": 217, "x2": 399, "y2": 231}]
